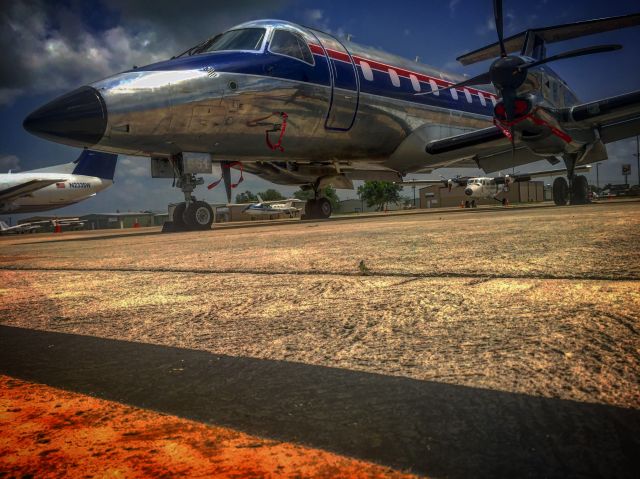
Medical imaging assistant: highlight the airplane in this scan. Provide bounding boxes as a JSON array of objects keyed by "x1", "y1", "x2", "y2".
[
  {"x1": 0, "y1": 150, "x2": 118, "y2": 214},
  {"x1": 401, "y1": 165, "x2": 592, "y2": 207},
  {"x1": 21, "y1": 1, "x2": 640, "y2": 231},
  {"x1": 242, "y1": 195, "x2": 301, "y2": 218},
  {"x1": 0, "y1": 220, "x2": 42, "y2": 235}
]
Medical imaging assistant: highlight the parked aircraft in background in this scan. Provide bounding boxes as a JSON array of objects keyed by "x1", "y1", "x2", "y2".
[
  {"x1": 22, "y1": 1, "x2": 640, "y2": 230},
  {"x1": 401, "y1": 165, "x2": 592, "y2": 207},
  {"x1": 0, "y1": 220, "x2": 42, "y2": 235},
  {"x1": 0, "y1": 150, "x2": 118, "y2": 214},
  {"x1": 242, "y1": 195, "x2": 301, "y2": 218}
]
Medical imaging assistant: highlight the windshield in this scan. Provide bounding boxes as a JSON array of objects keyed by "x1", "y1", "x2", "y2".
[
  {"x1": 203, "y1": 28, "x2": 266, "y2": 53},
  {"x1": 177, "y1": 28, "x2": 266, "y2": 57}
]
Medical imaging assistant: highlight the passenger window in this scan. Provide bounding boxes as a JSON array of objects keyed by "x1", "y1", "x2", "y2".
[
  {"x1": 429, "y1": 79, "x2": 439, "y2": 96},
  {"x1": 450, "y1": 88, "x2": 458, "y2": 100},
  {"x1": 269, "y1": 30, "x2": 314, "y2": 65},
  {"x1": 478, "y1": 92, "x2": 486, "y2": 106},
  {"x1": 360, "y1": 61, "x2": 374, "y2": 81},
  {"x1": 409, "y1": 74, "x2": 420, "y2": 92},
  {"x1": 463, "y1": 88, "x2": 473, "y2": 103},
  {"x1": 389, "y1": 69, "x2": 400, "y2": 87}
]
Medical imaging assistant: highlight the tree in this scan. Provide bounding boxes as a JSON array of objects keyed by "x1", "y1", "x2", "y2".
[
  {"x1": 258, "y1": 189, "x2": 285, "y2": 201},
  {"x1": 293, "y1": 186, "x2": 341, "y2": 211},
  {"x1": 235, "y1": 190, "x2": 258, "y2": 203},
  {"x1": 357, "y1": 181, "x2": 403, "y2": 211}
]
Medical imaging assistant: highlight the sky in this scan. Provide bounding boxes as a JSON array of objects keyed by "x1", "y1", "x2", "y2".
[{"x1": 1, "y1": 0, "x2": 640, "y2": 220}]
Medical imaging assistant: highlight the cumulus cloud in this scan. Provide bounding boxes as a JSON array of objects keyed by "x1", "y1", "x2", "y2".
[
  {"x1": 0, "y1": 155, "x2": 21, "y2": 172},
  {"x1": 0, "y1": 0, "x2": 288, "y2": 105}
]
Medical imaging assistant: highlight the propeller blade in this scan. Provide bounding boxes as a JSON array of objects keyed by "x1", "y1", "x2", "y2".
[
  {"x1": 518, "y1": 44, "x2": 622, "y2": 71},
  {"x1": 414, "y1": 71, "x2": 491, "y2": 96},
  {"x1": 221, "y1": 161, "x2": 232, "y2": 203},
  {"x1": 493, "y1": 0, "x2": 506, "y2": 57}
]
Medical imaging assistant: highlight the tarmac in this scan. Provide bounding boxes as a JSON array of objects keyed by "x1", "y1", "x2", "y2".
[{"x1": 1, "y1": 199, "x2": 639, "y2": 478}]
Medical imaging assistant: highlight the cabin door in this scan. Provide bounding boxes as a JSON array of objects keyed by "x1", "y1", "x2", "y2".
[{"x1": 309, "y1": 29, "x2": 360, "y2": 131}]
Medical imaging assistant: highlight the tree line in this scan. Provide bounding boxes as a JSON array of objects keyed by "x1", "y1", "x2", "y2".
[{"x1": 235, "y1": 181, "x2": 406, "y2": 212}]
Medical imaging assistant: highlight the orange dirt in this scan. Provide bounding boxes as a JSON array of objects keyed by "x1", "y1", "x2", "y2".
[{"x1": 0, "y1": 375, "x2": 417, "y2": 478}]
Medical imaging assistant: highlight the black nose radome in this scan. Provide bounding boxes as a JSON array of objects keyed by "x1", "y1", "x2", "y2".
[
  {"x1": 23, "y1": 86, "x2": 107, "y2": 147},
  {"x1": 464, "y1": 188, "x2": 473, "y2": 196}
]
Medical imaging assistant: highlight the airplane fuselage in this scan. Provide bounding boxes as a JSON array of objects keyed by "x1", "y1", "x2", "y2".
[{"x1": 0, "y1": 172, "x2": 112, "y2": 213}]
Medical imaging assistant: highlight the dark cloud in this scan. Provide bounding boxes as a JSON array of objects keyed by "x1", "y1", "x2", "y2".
[{"x1": 0, "y1": 0, "x2": 288, "y2": 105}]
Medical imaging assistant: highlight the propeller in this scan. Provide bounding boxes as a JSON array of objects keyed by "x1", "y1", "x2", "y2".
[{"x1": 418, "y1": 0, "x2": 622, "y2": 125}]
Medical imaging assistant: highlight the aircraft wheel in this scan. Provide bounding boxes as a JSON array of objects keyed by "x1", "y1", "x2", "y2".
[
  {"x1": 553, "y1": 177, "x2": 569, "y2": 206},
  {"x1": 571, "y1": 175, "x2": 589, "y2": 205},
  {"x1": 183, "y1": 201, "x2": 214, "y2": 230},
  {"x1": 471, "y1": 200, "x2": 477, "y2": 208},
  {"x1": 502, "y1": 198, "x2": 508, "y2": 206},
  {"x1": 464, "y1": 201, "x2": 470, "y2": 208},
  {"x1": 316, "y1": 197, "x2": 332, "y2": 218},
  {"x1": 172, "y1": 202, "x2": 189, "y2": 230}
]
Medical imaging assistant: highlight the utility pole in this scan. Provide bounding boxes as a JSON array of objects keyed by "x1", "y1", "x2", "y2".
[{"x1": 412, "y1": 179, "x2": 416, "y2": 207}]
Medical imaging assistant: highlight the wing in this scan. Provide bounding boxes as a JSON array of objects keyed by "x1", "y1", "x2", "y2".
[
  {"x1": 565, "y1": 90, "x2": 640, "y2": 143},
  {"x1": 494, "y1": 165, "x2": 592, "y2": 184},
  {"x1": 423, "y1": 126, "x2": 545, "y2": 173},
  {"x1": 0, "y1": 179, "x2": 66, "y2": 203}
]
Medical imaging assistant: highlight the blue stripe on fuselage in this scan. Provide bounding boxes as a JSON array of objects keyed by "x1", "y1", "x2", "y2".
[{"x1": 134, "y1": 51, "x2": 493, "y2": 117}]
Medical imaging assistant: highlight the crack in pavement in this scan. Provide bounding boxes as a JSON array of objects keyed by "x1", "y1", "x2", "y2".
[{"x1": 1, "y1": 265, "x2": 638, "y2": 282}]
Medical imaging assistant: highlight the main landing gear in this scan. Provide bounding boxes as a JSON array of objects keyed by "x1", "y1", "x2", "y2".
[
  {"x1": 301, "y1": 181, "x2": 332, "y2": 220},
  {"x1": 552, "y1": 155, "x2": 589, "y2": 206}
]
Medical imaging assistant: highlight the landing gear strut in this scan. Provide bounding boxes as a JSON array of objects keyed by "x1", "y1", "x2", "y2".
[
  {"x1": 301, "y1": 181, "x2": 332, "y2": 220},
  {"x1": 167, "y1": 159, "x2": 214, "y2": 231}
]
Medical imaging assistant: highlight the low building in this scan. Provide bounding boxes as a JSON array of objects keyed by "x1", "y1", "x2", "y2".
[
  {"x1": 419, "y1": 181, "x2": 545, "y2": 208},
  {"x1": 80, "y1": 212, "x2": 157, "y2": 230},
  {"x1": 338, "y1": 199, "x2": 404, "y2": 213}
]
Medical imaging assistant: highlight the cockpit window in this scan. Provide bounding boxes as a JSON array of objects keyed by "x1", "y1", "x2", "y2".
[
  {"x1": 269, "y1": 29, "x2": 314, "y2": 65},
  {"x1": 179, "y1": 28, "x2": 266, "y2": 56},
  {"x1": 203, "y1": 28, "x2": 266, "y2": 52}
]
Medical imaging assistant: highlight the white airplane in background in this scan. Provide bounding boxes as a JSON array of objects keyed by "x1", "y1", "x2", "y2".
[
  {"x1": 401, "y1": 165, "x2": 592, "y2": 207},
  {"x1": 0, "y1": 220, "x2": 42, "y2": 235},
  {"x1": 0, "y1": 150, "x2": 118, "y2": 214},
  {"x1": 242, "y1": 195, "x2": 301, "y2": 218}
]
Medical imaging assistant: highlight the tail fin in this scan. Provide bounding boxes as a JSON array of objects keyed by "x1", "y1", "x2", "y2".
[
  {"x1": 72, "y1": 149, "x2": 118, "y2": 180},
  {"x1": 0, "y1": 221, "x2": 8, "y2": 231},
  {"x1": 257, "y1": 194, "x2": 264, "y2": 203}
]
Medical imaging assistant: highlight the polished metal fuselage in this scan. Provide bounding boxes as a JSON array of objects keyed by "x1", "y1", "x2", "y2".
[{"x1": 88, "y1": 20, "x2": 495, "y2": 184}]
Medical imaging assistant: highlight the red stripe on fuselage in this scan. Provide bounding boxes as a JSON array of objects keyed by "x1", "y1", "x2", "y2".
[{"x1": 308, "y1": 43, "x2": 496, "y2": 99}]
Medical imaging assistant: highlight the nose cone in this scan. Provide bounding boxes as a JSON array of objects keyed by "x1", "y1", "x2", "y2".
[
  {"x1": 464, "y1": 188, "x2": 473, "y2": 196},
  {"x1": 23, "y1": 86, "x2": 107, "y2": 147}
]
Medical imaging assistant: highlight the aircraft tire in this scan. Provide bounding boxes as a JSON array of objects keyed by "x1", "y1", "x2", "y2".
[
  {"x1": 464, "y1": 201, "x2": 470, "y2": 208},
  {"x1": 571, "y1": 175, "x2": 589, "y2": 205},
  {"x1": 471, "y1": 200, "x2": 477, "y2": 208},
  {"x1": 183, "y1": 201, "x2": 214, "y2": 230},
  {"x1": 316, "y1": 197, "x2": 332, "y2": 218},
  {"x1": 172, "y1": 202, "x2": 189, "y2": 230},
  {"x1": 553, "y1": 177, "x2": 569, "y2": 206}
]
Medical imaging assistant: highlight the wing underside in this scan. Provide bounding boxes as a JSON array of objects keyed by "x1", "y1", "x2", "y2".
[{"x1": 423, "y1": 126, "x2": 544, "y2": 173}]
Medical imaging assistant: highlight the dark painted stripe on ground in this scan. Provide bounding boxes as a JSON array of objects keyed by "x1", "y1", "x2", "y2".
[{"x1": 0, "y1": 326, "x2": 638, "y2": 478}]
